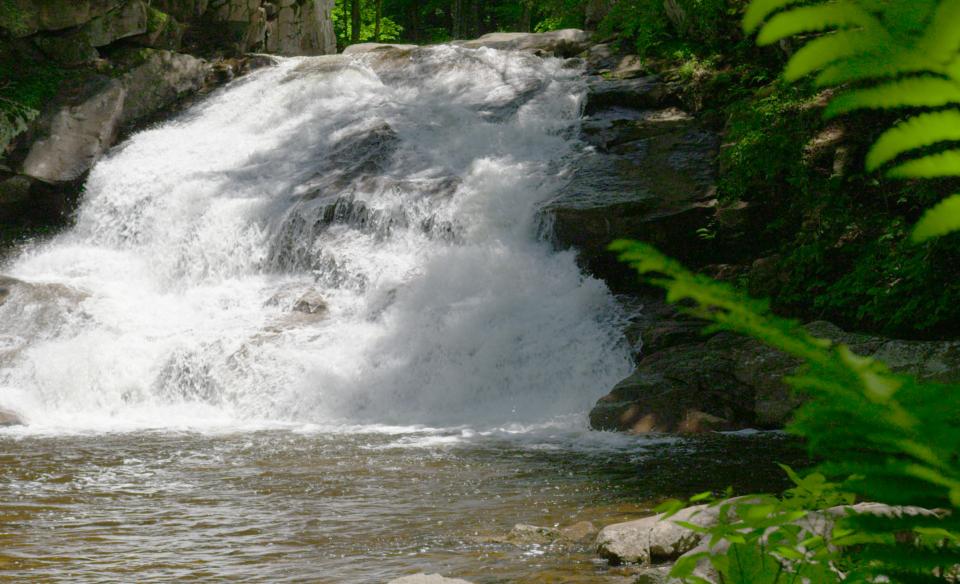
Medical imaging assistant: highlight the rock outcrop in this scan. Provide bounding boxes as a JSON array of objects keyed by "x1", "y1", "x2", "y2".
[
  {"x1": 589, "y1": 301, "x2": 960, "y2": 433},
  {"x1": 2, "y1": 0, "x2": 336, "y2": 226},
  {"x1": 458, "y1": 29, "x2": 590, "y2": 57}
]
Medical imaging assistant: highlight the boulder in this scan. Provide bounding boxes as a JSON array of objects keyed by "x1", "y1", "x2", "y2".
[
  {"x1": 388, "y1": 575, "x2": 473, "y2": 584},
  {"x1": 84, "y1": 0, "x2": 149, "y2": 47},
  {"x1": 265, "y1": 0, "x2": 336, "y2": 56},
  {"x1": 0, "y1": 0, "x2": 126, "y2": 37},
  {"x1": 458, "y1": 29, "x2": 591, "y2": 57},
  {"x1": 129, "y1": 8, "x2": 184, "y2": 50},
  {"x1": 293, "y1": 290, "x2": 328, "y2": 315},
  {"x1": 32, "y1": 32, "x2": 100, "y2": 66},
  {"x1": 596, "y1": 505, "x2": 717, "y2": 565},
  {"x1": 20, "y1": 77, "x2": 126, "y2": 183},
  {"x1": 208, "y1": 0, "x2": 335, "y2": 55},
  {"x1": 115, "y1": 49, "x2": 210, "y2": 127},
  {"x1": 0, "y1": 408, "x2": 24, "y2": 427}
]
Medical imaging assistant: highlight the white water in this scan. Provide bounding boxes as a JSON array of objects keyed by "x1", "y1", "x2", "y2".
[{"x1": 0, "y1": 46, "x2": 633, "y2": 432}]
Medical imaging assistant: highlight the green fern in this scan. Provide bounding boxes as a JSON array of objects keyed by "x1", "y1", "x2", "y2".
[
  {"x1": 746, "y1": 0, "x2": 960, "y2": 241},
  {"x1": 611, "y1": 240, "x2": 960, "y2": 583}
]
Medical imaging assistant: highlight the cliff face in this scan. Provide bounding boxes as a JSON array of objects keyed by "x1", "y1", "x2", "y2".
[{"x1": 0, "y1": 0, "x2": 335, "y2": 236}]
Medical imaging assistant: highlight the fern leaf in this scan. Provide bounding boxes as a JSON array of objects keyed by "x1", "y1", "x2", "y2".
[
  {"x1": 743, "y1": 0, "x2": 809, "y2": 33},
  {"x1": 816, "y1": 51, "x2": 938, "y2": 86},
  {"x1": 756, "y1": 4, "x2": 873, "y2": 46},
  {"x1": 784, "y1": 31, "x2": 877, "y2": 81},
  {"x1": 912, "y1": 194, "x2": 960, "y2": 242},
  {"x1": 888, "y1": 149, "x2": 960, "y2": 178},
  {"x1": 826, "y1": 78, "x2": 960, "y2": 119},
  {"x1": 919, "y1": 0, "x2": 960, "y2": 63},
  {"x1": 867, "y1": 111, "x2": 960, "y2": 170}
]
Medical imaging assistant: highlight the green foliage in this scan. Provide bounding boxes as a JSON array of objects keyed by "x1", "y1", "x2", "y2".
[
  {"x1": 746, "y1": 0, "x2": 960, "y2": 242},
  {"x1": 0, "y1": 44, "x2": 69, "y2": 157},
  {"x1": 611, "y1": 240, "x2": 960, "y2": 583},
  {"x1": 333, "y1": 0, "x2": 403, "y2": 48},
  {"x1": 596, "y1": 0, "x2": 745, "y2": 58}
]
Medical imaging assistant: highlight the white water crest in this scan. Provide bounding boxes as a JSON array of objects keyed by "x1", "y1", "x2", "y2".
[{"x1": 0, "y1": 46, "x2": 633, "y2": 432}]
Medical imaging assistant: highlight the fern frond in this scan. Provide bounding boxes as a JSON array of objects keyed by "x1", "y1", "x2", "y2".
[
  {"x1": 912, "y1": 194, "x2": 960, "y2": 242},
  {"x1": 825, "y1": 78, "x2": 960, "y2": 119},
  {"x1": 756, "y1": 4, "x2": 874, "y2": 46},
  {"x1": 888, "y1": 149, "x2": 960, "y2": 178},
  {"x1": 918, "y1": 0, "x2": 960, "y2": 62},
  {"x1": 815, "y1": 52, "x2": 938, "y2": 86},
  {"x1": 784, "y1": 31, "x2": 879, "y2": 81},
  {"x1": 866, "y1": 111, "x2": 960, "y2": 170},
  {"x1": 743, "y1": 0, "x2": 809, "y2": 33}
]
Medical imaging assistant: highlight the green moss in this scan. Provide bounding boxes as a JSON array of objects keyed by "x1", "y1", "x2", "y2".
[{"x1": 146, "y1": 7, "x2": 170, "y2": 33}]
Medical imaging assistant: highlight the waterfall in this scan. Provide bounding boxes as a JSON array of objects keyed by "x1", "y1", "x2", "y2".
[{"x1": 0, "y1": 46, "x2": 633, "y2": 431}]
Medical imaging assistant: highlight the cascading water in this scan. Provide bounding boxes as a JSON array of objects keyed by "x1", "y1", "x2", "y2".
[{"x1": 0, "y1": 46, "x2": 633, "y2": 431}]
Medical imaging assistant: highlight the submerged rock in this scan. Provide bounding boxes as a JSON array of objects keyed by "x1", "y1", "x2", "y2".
[
  {"x1": 388, "y1": 575, "x2": 473, "y2": 584},
  {"x1": 0, "y1": 408, "x2": 24, "y2": 427},
  {"x1": 596, "y1": 505, "x2": 716, "y2": 565},
  {"x1": 505, "y1": 524, "x2": 561, "y2": 545}
]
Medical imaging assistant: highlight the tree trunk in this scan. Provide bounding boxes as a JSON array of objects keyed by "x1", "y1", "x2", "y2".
[
  {"x1": 351, "y1": 0, "x2": 361, "y2": 43},
  {"x1": 521, "y1": 0, "x2": 532, "y2": 32},
  {"x1": 451, "y1": 0, "x2": 462, "y2": 39},
  {"x1": 375, "y1": 0, "x2": 382, "y2": 41}
]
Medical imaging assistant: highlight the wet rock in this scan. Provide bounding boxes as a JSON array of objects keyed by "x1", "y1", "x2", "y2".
[
  {"x1": 546, "y1": 107, "x2": 718, "y2": 292},
  {"x1": 560, "y1": 520, "x2": 598, "y2": 542},
  {"x1": 596, "y1": 505, "x2": 717, "y2": 565},
  {"x1": 634, "y1": 565, "x2": 674, "y2": 584},
  {"x1": 458, "y1": 29, "x2": 591, "y2": 58},
  {"x1": 585, "y1": 76, "x2": 670, "y2": 114},
  {"x1": 293, "y1": 290, "x2": 328, "y2": 315},
  {"x1": 342, "y1": 42, "x2": 418, "y2": 54},
  {"x1": 388, "y1": 575, "x2": 473, "y2": 584},
  {"x1": 581, "y1": 44, "x2": 646, "y2": 78},
  {"x1": 506, "y1": 524, "x2": 561, "y2": 545},
  {"x1": 0, "y1": 408, "x2": 24, "y2": 427},
  {"x1": 592, "y1": 313, "x2": 960, "y2": 432},
  {"x1": 20, "y1": 77, "x2": 126, "y2": 183}
]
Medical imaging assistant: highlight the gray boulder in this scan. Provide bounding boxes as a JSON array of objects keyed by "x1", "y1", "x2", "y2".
[
  {"x1": 20, "y1": 77, "x2": 126, "y2": 183},
  {"x1": 596, "y1": 505, "x2": 717, "y2": 565},
  {"x1": 115, "y1": 49, "x2": 210, "y2": 128}
]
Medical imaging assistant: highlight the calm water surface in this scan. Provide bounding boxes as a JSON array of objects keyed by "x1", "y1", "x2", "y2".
[{"x1": 0, "y1": 429, "x2": 804, "y2": 583}]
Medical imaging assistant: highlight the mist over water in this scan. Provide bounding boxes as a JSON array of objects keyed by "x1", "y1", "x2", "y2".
[{"x1": 0, "y1": 46, "x2": 633, "y2": 432}]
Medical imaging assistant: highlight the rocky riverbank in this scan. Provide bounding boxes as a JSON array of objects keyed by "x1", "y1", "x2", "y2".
[
  {"x1": 1, "y1": 0, "x2": 335, "y2": 240},
  {"x1": 536, "y1": 36, "x2": 960, "y2": 435}
]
